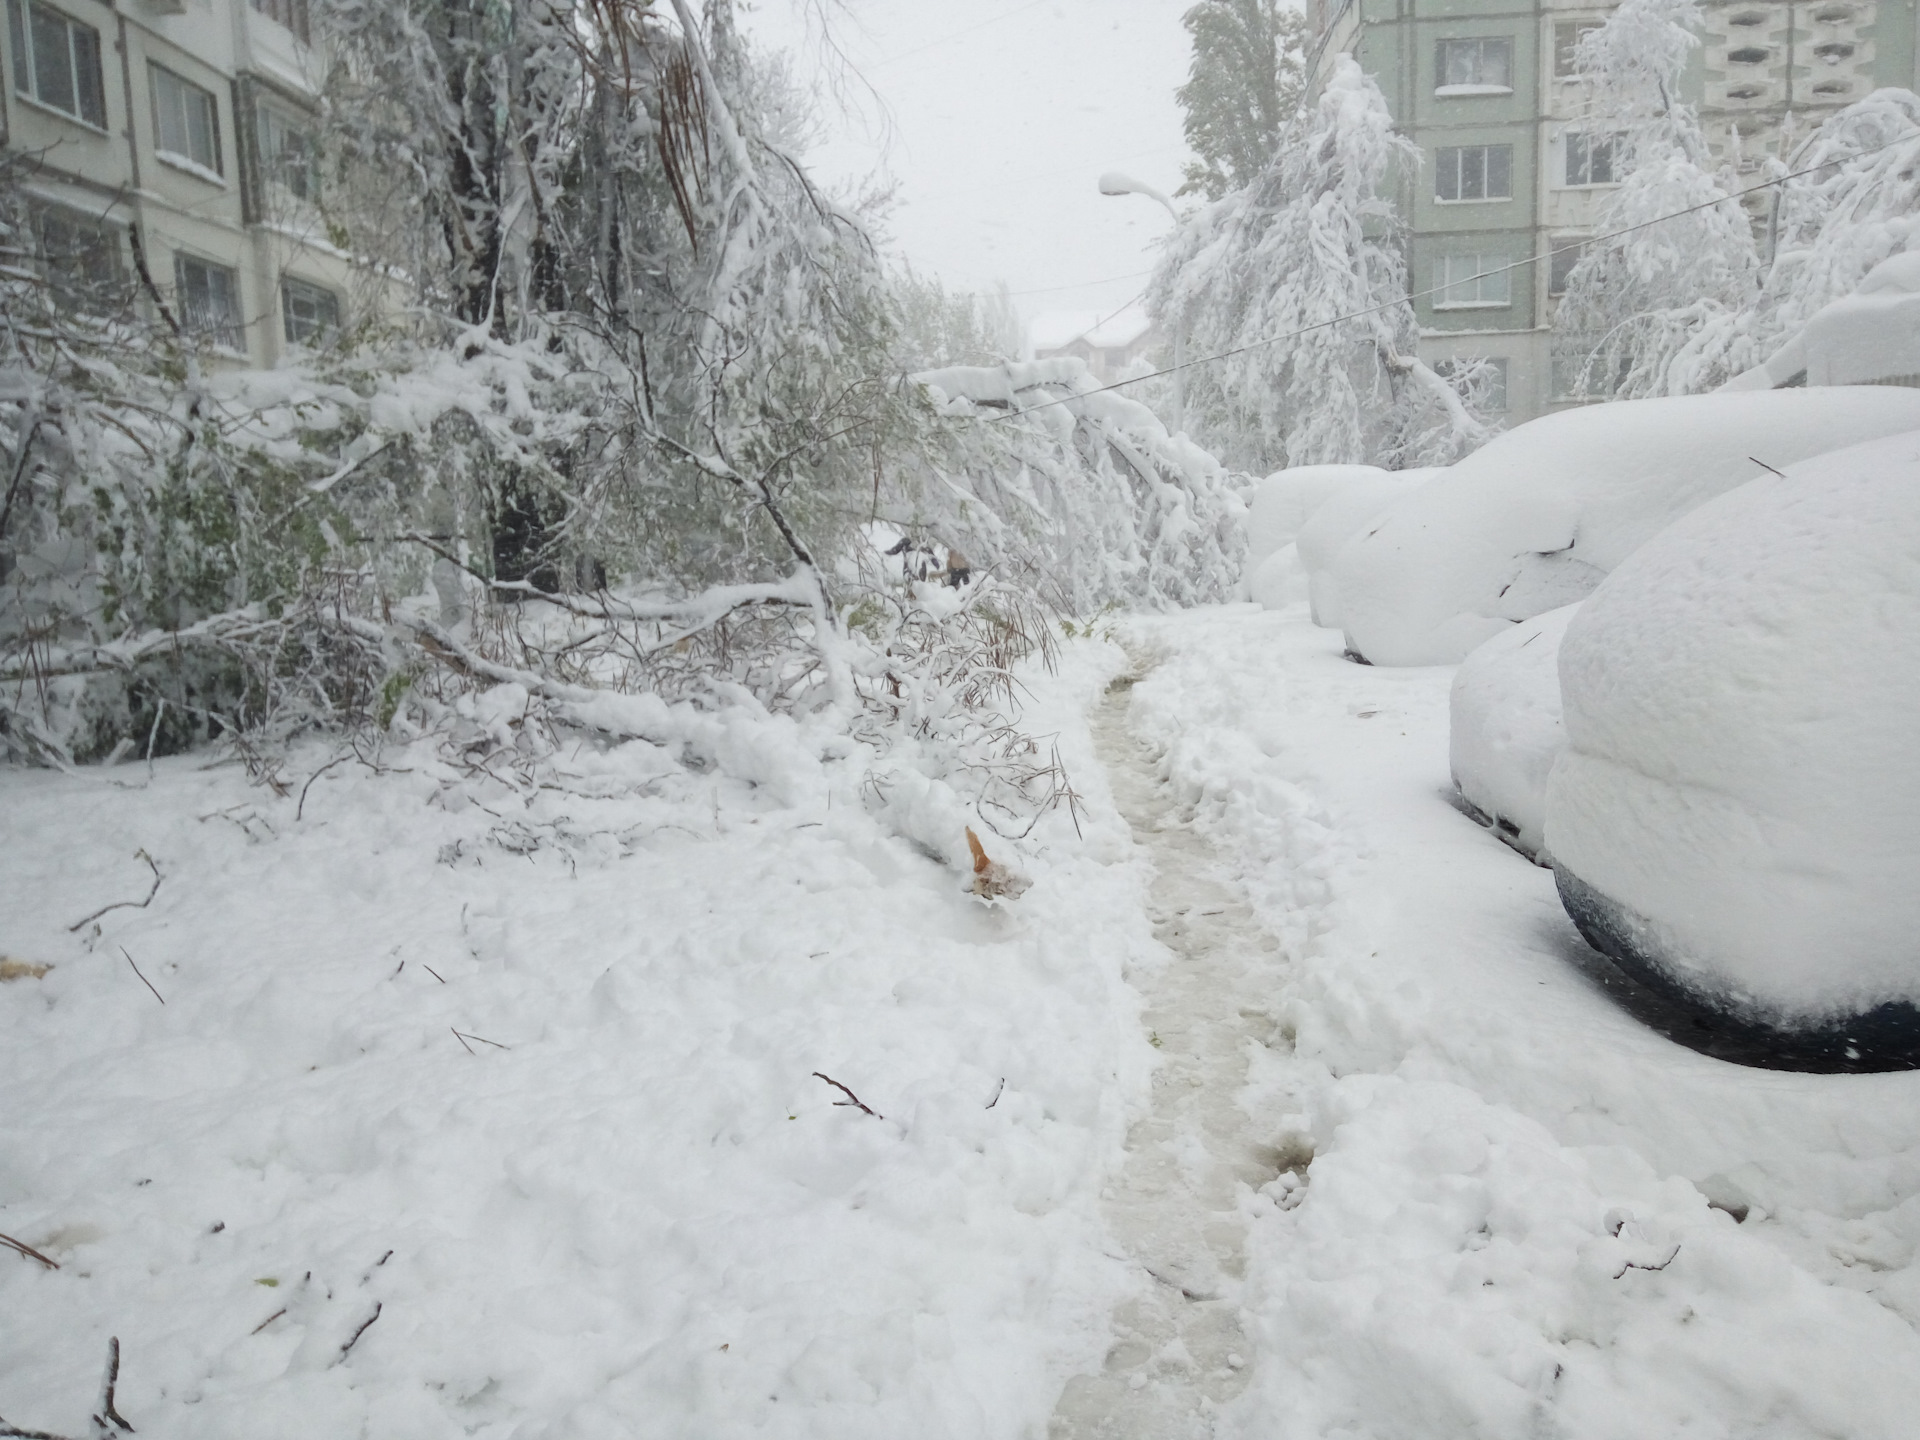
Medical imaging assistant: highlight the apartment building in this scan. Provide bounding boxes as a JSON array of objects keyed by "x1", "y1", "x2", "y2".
[
  {"x1": 1308, "y1": 0, "x2": 1920, "y2": 425},
  {"x1": 2, "y1": 0, "x2": 360, "y2": 366}
]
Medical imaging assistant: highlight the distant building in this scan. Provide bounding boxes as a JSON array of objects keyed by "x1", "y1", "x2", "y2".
[
  {"x1": 1030, "y1": 301, "x2": 1160, "y2": 382},
  {"x1": 1307, "y1": 0, "x2": 1920, "y2": 426},
  {"x1": 3, "y1": 0, "x2": 365, "y2": 365}
]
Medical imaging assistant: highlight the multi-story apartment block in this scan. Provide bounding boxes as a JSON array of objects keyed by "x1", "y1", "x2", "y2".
[
  {"x1": 1308, "y1": 0, "x2": 1920, "y2": 425},
  {"x1": 2, "y1": 0, "x2": 362, "y2": 366}
]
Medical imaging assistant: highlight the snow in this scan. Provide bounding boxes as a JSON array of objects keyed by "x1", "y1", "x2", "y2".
[
  {"x1": 0, "y1": 647, "x2": 1157, "y2": 1439},
  {"x1": 10, "y1": 606, "x2": 1920, "y2": 1437},
  {"x1": 1545, "y1": 430, "x2": 1920, "y2": 1033},
  {"x1": 1329, "y1": 388, "x2": 1920, "y2": 665},
  {"x1": 1244, "y1": 465, "x2": 1390, "y2": 612},
  {"x1": 1295, "y1": 469, "x2": 1434, "y2": 628},
  {"x1": 1449, "y1": 603, "x2": 1579, "y2": 865}
]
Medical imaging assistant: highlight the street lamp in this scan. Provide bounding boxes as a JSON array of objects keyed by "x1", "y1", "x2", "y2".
[{"x1": 1098, "y1": 172, "x2": 1185, "y2": 433}]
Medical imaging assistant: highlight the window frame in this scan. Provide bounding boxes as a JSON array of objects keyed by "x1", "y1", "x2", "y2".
[
  {"x1": 280, "y1": 275, "x2": 339, "y2": 346},
  {"x1": 256, "y1": 102, "x2": 319, "y2": 205},
  {"x1": 174, "y1": 252, "x2": 245, "y2": 351},
  {"x1": 1553, "y1": 20, "x2": 1603, "y2": 79},
  {"x1": 1548, "y1": 238, "x2": 1586, "y2": 297},
  {"x1": 1431, "y1": 253, "x2": 1513, "y2": 310},
  {"x1": 32, "y1": 201, "x2": 124, "y2": 312},
  {"x1": 249, "y1": 0, "x2": 311, "y2": 46},
  {"x1": 7, "y1": 0, "x2": 107, "y2": 129},
  {"x1": 1562, "y1": 131, "x2": 1619, "y2": 188},
  {"x1": 1434, "y1": 36, "x2": 1513, "y2": 94},
  {"x1": 1434, "y1": 143, "x2": 1513, "y2": 203},
  {"x1": 149, "y1": 62, "x2": 224, "y2": 179}
]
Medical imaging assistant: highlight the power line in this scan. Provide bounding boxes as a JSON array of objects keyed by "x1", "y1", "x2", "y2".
[
  {"x1": 985, "y1": 131, "x2": 1916, "y2": 422},
  {"x1": 1005, "y1": 269, "x2": 1154, "y2": 298}
]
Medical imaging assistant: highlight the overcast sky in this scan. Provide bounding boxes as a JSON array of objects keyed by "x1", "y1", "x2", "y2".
[{"x1": 742, "y1": 0, "x2": 1194, "y2": 331}]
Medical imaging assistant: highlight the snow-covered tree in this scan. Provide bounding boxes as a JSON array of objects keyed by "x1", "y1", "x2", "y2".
[
  {"x1": 1175, "y1": 0, "x2": 1309, "y2": 201},
  {"x1": 1151, "y1": 54, "x2": 1497, "y2": 472},
  {"x1": 1551, "y1": 0, "x2": 1761, "y2": 398}
]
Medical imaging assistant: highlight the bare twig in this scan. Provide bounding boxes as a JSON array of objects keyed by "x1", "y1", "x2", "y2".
[
  {"x1": 451, "y1": 1029, "x2": 508, "y2": 1052},
  {"x1": 423, "y1": 966, "x2": 446, "y2": 984},
  {"x1": 1748, "y1": 455, "x2": 1787, "y2": 478},
  {"x1": 296, "y1": 756, "x2": 350, "y2": 822},
  {"x1": 249, "y1": 1308, "x2": 286, "y2": 1336},
  {"x1": 67, "y1": 852, "x2": 162, "y2": 932},
  {"x1": 0, "y1": 1420, "x2": 76, "y2": 1439},
  {"x1": 985, "y1": 1077, "x2": 1005, "y2": 1110},
  {"x1": 451, "y1": 1028, "x2": 474, "y2": 1056},
  {"x1": 0, "y1": 1231, "x2": 58, "y2": 1269},
  {"x1": 812, "y1": 1072, "x2": 883, "y2": 1119},
  {"x1": 120, "y1": 949, "x2": 165, "y2": 1006},
  {"x1": 1614, "y1": 1245, "x2": 1681, "y2": 1279},
  {"x1": 338, "y1": 1303, "x2": 382, "y2": 1360},
  {"x1": 97, "y1": 1335, "x2": 132, "y2": 1434}
]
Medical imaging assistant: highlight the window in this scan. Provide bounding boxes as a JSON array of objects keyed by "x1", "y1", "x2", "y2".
[
  {"x1": 1548, "y1": 238, "x2": 1585, "y2": 296},
  {"x1": 1436, "y1": 37, "x2": 1511, "y2": 92},
  {"x1": 1435, "y1": 356, "x2": 1509, "y2": 411},
  {"x1": 1432, "y1": 253, "x2": 1511, "y2": 309},
  {"x1": 34, "y1": 204, "x2": 121, "y2": 310},
  {"x1": 258, "y1": 105, "x2": 318, "y2": 203},
  {"x1": 250, "y1": 0, "x2": 310, "y2": 45},
  {"x1": 1435, "y1": 144, "x2": 1512, "y2": 202},
  {"x1": 281, "y1": 277, "x2": 338, "y2": 344},
  {"x1": 1563, "y1": 132, "x2": 1617, "y2": 187},
  {"x1": 1553, "y1": 21, "x2": 1601, "y2": 78},
  {"x1": 151, "y1": 65, "x2": 221, "y2": 176},
  {"x1": 7, "y1": 0, "x2": 105, "y2": 127},
  {"x1": 175, "y1": 254, "x2": 244, "y2": 349}
]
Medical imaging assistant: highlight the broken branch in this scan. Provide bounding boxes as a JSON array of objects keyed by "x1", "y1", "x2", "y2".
[
  {"x1": 120, "y1": 949, "x2": 165, "y2": 1006},
  {"x1": 338, "y1": 1303, "x2": 382, "y2": 1360},
  {"x1": 812, "y1": 1071, "x2": 883, "y2": 1119}
]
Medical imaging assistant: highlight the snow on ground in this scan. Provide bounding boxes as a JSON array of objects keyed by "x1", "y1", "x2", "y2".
[
  {"x1": 7, "y1": 604, "x2": 1920, "y2": 1438},
  {"x1": 0, "y1": 647, "x2": 1158, "y2": 1440},
  {"x1": 1118, "y1": 605, "x2": 1920, "y2": 1439}
]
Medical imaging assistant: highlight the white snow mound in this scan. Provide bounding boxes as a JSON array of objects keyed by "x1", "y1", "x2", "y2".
[
  {"x1": 1724, "y1": 249, "x2": 1920, "y2": 390},
  {"x1": 1449, "y1": 603, "x2": 1579, "y2": 865},
  {"x1": 1329, "y1": 388, "x2": 1920, "y2": 665},
  {"x1": 1297, "y1": 469, "x2": 1436, "y2": 628},
  {"x1": 1546, "y1": 429, "x2": 1920, "y2": 1021}
]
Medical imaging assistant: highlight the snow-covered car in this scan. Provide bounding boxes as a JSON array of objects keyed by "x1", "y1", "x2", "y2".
[
  {"x1": 1723, "y1": 250, "x2": 1920, "y2": 391},
  {"x1": 1447, "y1": 603, "x2": 1579, "y2": 866},
  {"x1": 1327, "y1": 388, "x2": 1920, "y2": 665},
  {"x1": 1296, "y1": 469, "x2": 1436, "y2": 629},
  {"x1": 1545, "y1": 430, "x2": 1920, "y2": 1070},
  {"x1": 1244, "y1": 464, "x2": 1388, "y2": 609}
]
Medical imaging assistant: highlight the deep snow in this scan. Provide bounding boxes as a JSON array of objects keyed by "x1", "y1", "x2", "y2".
[{"x1": 6, "y1": 607, "x2": 1920, "y2": 1438}]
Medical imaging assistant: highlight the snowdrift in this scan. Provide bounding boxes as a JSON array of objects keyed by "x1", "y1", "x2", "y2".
[
  {"x1": 1329, "y1": 389, "x2": 1920, "y2": 665},
  {"x1": 1244, "y1": 465, "x2": 1388, "y2": 610},
  {"x1": 1546, "y1": 430, "x2": 1920, "y2": 1069},
  {"x1": 1448, "y1": 603, "x2": 1579, "y2": 865}
]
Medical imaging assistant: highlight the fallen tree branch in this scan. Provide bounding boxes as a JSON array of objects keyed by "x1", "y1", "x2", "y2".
[
  {"x1": 0, "y1": 1231, "x2": 58, "y2": 1269},
  {"x1": 812, "y1": 1071, "x2": 883, "y2": 1119},
  {"x1": 0, "y1": 1334, "x2": 131, "y2": 1440},
  {"x1": 67, "y1": 852, "x2": 162, "y2": 933}
]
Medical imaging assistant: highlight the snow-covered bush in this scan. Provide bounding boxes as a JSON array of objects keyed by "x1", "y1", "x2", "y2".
[
  {"x1": 1328, "y1": 388, "x2": 1920, "y2": 665},
  {"x1": 1149, "y1": 55, "x2": 1497, "y2": 473},
  {"x1": 1448, "y1": 604, "x2": 1579, "y2": 865},
  {"x1": 1546, "y1": 430, "x2": 1920, "y2": 1069}
]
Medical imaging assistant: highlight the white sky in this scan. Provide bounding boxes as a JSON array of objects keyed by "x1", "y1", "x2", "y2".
[{"x1": 742, "y1": 0, "x2": 1194, "y2": 331}]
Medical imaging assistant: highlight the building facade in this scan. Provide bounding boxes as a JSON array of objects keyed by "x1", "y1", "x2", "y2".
[
  {"x1": 1308, "y1": 0, "x2": 1920, "y2": 425},
  {"x1": 2, "y1": 0, "x2": 361, "y2": 366}
]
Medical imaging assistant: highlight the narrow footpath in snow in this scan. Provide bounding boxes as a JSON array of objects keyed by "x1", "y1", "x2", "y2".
[{"x1": 1051, "y1": 666, "x2": 1298, "y2": 1440}]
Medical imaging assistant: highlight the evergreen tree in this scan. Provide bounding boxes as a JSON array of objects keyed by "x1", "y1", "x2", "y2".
[{"x1": 1175, "y1": 0, "x2": 1309, "y2": 200}]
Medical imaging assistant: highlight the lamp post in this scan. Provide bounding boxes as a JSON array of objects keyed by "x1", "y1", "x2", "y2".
[{"x1": 1098, "y1": 171, "x2": 1184, "y2": 433}]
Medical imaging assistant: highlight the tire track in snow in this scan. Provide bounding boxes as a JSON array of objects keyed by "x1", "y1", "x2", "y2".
[{"x1": 1051, "y1": 670, "x2": 1296, "y2": 1440}]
